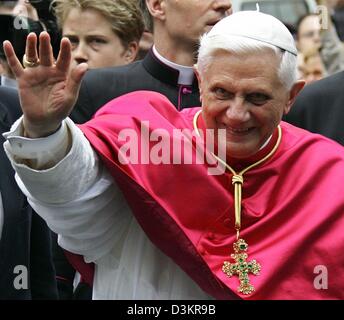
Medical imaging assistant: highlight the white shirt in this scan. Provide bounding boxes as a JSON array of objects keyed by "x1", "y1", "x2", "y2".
[{"x1": 3, "y1": 117, "x2": 210, "y2": 300}]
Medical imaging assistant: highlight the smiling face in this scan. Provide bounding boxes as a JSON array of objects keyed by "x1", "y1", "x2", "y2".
[
  {"x1": 197, "y1": 50, "x2": 301, "y2": 159},
  {"x1": 63, "y1": 8, "x2": 132, "y2": 69}
]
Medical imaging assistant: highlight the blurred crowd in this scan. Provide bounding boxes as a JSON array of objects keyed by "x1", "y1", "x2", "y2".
[{"x1": 2, "y1": 0, "x2": 344, "y2": 89}]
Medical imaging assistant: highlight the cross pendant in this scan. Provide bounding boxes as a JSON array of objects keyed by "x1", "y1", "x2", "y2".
[{"x1": 222, "y1": 238, "x2": 261, "y2": 295}]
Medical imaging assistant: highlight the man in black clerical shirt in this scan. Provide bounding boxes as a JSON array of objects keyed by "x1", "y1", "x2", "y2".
[{"x1": 70, "y1": 0, "x2": 232, "y2": 123}]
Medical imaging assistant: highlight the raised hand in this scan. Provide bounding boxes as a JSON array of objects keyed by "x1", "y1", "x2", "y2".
[{"x1": 3, "y1": 32, "x2": 88, "y2": 138}]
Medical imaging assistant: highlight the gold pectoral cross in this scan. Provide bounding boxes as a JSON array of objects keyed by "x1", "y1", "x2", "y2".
[
  {"x1": 222, "y1": 239, "x2": 261, "y2": 295},
  {"x1": 193, "y1": 112, "x2": 282, "y2": 296}
]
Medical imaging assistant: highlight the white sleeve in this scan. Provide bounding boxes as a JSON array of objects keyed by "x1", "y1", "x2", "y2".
[{"x1": 3, "y1": 117, "x2": 132, "y2": 263}]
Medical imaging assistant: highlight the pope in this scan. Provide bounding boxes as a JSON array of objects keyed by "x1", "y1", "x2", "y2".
[{"x1": 3, "y1": 11, "x2": 344, "y2": 299}]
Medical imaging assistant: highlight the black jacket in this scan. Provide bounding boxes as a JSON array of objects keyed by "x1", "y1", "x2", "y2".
[
  {"x1": 71, "y1": 49, "x2": 201, "y2": 124},
  {"x1": 0, "y1": 86, "x2": 58, "y2": 299},
  {"x1": 284, "y1": 71, "x2": 344, "y2": 146}
]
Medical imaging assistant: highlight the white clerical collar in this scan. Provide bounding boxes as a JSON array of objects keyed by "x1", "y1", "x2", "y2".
[
  {"x1": 260, "y1": 135, "x2": 272, "y2": 150},
  {"x1": 152, "y1": 46, "x2": 195, "y2": 85}
]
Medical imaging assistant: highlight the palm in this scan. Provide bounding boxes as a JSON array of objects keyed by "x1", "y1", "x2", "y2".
[
  {"x1": 3, "y1": 32, "x2": 87, "y2": 137},
  {"x1": 18, "y1": 66, "x2": 68, "y2": 120}
]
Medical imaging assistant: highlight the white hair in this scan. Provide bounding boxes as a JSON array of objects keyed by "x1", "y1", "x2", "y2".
[{"x1": 197, "y1": 34, "x2": 298, "y2": 90}]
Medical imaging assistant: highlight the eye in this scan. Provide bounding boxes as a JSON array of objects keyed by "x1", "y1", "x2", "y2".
[
  {"x1": 90, "y1": 38, "x2": 107, "y2": 46},
  {"x1": 65, "y1": 36, "x2": 79, "y2": 49},
  {"x1": 213, "y1": 87, "x2": 232, "y2": 100},
  {"x1": 246, "y1": 93, "x2": 270, "y2": 106}
]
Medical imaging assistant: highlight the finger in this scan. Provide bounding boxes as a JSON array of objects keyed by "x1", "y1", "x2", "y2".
[
  {"x1": 39, "y1": 32, "x2": 54, "y2": 66},
  {"x1": 2, "y1": 41, "x2": 24, "y2": 78},
  {"x1": 65, "y1": 63, "x2": 88, "y2": 100},
  {"x1": 55, "y1": 38, "x2": 72, "y2": 73},
  {"x1": 25, "y1": 32, "x2": 38, "y2": 64}
]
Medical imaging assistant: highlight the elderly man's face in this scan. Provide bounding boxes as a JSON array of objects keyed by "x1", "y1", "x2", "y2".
[
  {"x1": 197, "y1": 50, "x2": 301, "y2": 159},
  {"x1": 163, "y1": 0, "x2": 232, "y2": 45}
]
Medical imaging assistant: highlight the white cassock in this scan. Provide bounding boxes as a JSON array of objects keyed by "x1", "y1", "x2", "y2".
[{"x1": 3, "y1": 117, "x2": 210, "y2": 300}]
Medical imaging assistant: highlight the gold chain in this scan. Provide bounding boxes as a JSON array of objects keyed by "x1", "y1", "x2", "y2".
[
  {"x1": 193, "y1": 110, "x2": 282, "y2": 295},
  {"x1": 193, "y1": 109, "x2": 282, "y2": 237}
]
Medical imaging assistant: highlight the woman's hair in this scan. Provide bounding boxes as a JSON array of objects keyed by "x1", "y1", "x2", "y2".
[{"x1": 52, "y1": 0, "x2": 145, "y2": 48}]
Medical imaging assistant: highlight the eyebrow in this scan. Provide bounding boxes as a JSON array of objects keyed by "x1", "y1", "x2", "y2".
[{"x1": 63, "y1": 33, "x2": 109, "y2": 39}]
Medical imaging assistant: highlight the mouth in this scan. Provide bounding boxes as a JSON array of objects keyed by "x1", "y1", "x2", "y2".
[{"x1": 224, "y1": 125, "x2": 254, "y2": 136}]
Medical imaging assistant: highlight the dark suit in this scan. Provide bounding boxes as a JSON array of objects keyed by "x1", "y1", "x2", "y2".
[
  {"x1": 284, "y1": 71, "x2": 344, "y2": 146},
  {"x1": 0, "y1": 86, "x2": 58, "y2": 299},
  {"x1": 71, "y1": 49, "x2": 200, "y2": 123}
]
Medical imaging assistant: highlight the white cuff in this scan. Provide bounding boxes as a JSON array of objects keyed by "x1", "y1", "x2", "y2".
[
  {"x1": 3, "y1": 117, "x2": 69, "y2": 169},
  {"x1": 3, "y1": 116, "x2": 100, "y2": 204}
]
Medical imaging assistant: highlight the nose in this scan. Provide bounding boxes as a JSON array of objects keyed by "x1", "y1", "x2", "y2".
[
  {"x1": 72, "y1": 42, "x2": 89, "y2": 65},
  {"x1": 225, "y1": 97, "x2": 250, "y2": 123},
  {"x1": 213, "y1": 0, "x2": 232, "y2": 13}
]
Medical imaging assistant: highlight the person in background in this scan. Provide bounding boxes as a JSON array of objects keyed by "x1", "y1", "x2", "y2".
[
  {"x1": 50, "y1": 0, "x2": 144, "y2": 299},
  {"x1": 297, "y1": 47, "x2": 327, "y2": 84},
  {"x1": 69, "y1": 0, "x2": 232, "y2": 123},
  {"x1": 296, "y1": 6, "x2": 344, "y2": 78},
  {"x1": 284, "y1": 68, "x2": 344, "y2": 145},
  {"x1": 12, "y1": 0, "x2": 39, "y2": 20},
  {"x1": 296, "y1": 14, "x2": 323, "y2": 58},
  {"x1": 329, "y1": 0, "x2": 344, "y2": 41},
  {"x1": 0, "y1": 0, "x2": 39, "y2": 88},
  {"x1": 135, "y1": 0, "x2": 154, "y2": 60},
  {"x1": 0, "y1": 86, "x2": 58, "y2": 300},
  {"x1": 284, "y1": 1, "x2": 344, "y2": 143},
  {"x1": 52, "y1": 0, "x2": 144, "y2": 69}
]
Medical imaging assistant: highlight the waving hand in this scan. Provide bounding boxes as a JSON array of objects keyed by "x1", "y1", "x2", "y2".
[{"x1": 3, "y1": 32, "x2": 88, "y2": 138}]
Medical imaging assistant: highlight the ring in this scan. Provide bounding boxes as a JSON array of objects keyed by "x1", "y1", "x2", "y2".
[{"x1": 22, "y1": 54, "x2": 40, "y2": 68}]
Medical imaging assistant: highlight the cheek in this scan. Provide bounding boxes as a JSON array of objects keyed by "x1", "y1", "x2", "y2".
[
  {"x1": 203, "y1": 106, "x2": 225, "y2": 129},
  {"x1": 202, "y1": 102, "x2": 217, "y2": 121},
  {"x1": 96, "y1": 48, "x2": 117, "y2": 60},
  {"x1": 202, "y1": 106, "x2": 217, "y2": 127},
  {"x1": 265, "y1": 109, "x2": 282, "y2": 128}
]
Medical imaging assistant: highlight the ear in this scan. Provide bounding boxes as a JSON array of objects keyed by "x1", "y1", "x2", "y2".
[
  {"x1": 283, "y1": 80, "x2": 306, "y2": 114},
  {"x1": 193, "y1": 64, "x2": 203, "y2": 102},
  {"x1": 123, "y1": 41, "x2": 139, "y2": 63},
  {"x1": 146, "y1": 0, "x2": 165, "y2": 21}
]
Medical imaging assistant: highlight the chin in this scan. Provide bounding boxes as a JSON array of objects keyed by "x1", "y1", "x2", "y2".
[
  {"x1": 225, "y1": 144, "x2": 257, "y2": 160},
  {"x1": 227, "y1": 151, "x2": 253, "y2": 160}
]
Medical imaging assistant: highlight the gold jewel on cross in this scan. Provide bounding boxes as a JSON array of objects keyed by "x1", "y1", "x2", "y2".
[{"x1": 222, "y1": 239, "x2": 261, "y2": 295}]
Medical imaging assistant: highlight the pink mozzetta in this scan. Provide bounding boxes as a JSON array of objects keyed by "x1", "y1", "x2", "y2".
[{"x1": 77, "y1": 90, "x2": 344, "y2": 299}]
